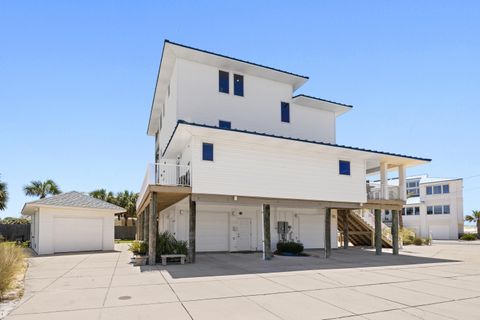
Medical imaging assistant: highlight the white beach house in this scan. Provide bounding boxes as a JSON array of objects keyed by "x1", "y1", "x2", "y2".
[{"x1": 136, "y1": 40, "x2": 431, "y2": 264}]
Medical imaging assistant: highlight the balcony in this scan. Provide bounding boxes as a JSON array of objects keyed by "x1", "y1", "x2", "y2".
[
  {"x1": 137, "y1": 162, "x2": 191, "y2": 210},
  {"x1": 367, "y1": 184, "x2": 400, "y2": 200}
]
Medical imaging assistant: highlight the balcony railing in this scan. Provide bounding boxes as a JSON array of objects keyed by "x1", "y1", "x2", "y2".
[
  {"x1": 137, "y1": 163, "x2": 191, "y2": 209},
  {"x1": 367, "y1": 184, "x2": 400, "y2": 200}
]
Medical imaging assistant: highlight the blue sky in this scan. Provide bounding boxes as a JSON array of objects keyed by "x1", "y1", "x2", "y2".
[{"x1": 1, "y1": 1, "x2": 479, "y2": 219}]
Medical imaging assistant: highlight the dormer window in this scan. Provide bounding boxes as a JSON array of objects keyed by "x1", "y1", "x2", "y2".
[
  {"x1": 219, "y1": 71, "x2": 229, "y2": 94},
  {"x1": 219, "y1": 120, "x2": 231, "y2": 129}
]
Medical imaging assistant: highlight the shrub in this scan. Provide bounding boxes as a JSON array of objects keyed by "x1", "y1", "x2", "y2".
[
  {"x1": 400, "y1": 228, "x2": 416, "y2": 245},
  {"x1": 423, "y1": 237, "x2": 432, "y2": 246},
  {"x1": 460, "y1": 233, "x2": 477, "y2": 241},
  {"x1": 413, "y1": 237, "x2": 424, "y2": 246},
  {"x1": 20, "y1": 241, "x2": 30, "y2": 248},
  {"x1": 0, "y1": 242, "x2": 25, "y2": 299},
  {"x1": 128, "y1": 240, "x2": 148, "y2": 255},
  {"x1": 156, "y1": 231, "x2": 188, "y2": 261},
  {"x1": 276, "y1": 241, "x2": 304, "y2": 254}
]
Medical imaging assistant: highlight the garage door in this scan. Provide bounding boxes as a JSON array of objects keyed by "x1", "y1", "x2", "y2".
[
  {"x1": 196, "y1": 212, "x2": 229, "y2": 251},
  {"x1": 298, "y1": 214, "x2": 323, "y2": 248},
  {"x1": 53, "y1": 217, "x2": 103, "y2": 253},
  {"x1": 429, "y1": 225, "x2": 450, "y2": 240}
]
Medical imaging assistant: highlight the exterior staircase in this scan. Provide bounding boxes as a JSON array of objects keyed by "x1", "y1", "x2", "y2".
[{"x1": 337, "y1": 210, "x2": 392, "y2": 248}]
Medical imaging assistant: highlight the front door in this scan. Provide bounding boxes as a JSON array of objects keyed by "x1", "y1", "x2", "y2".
[{"x1": 237, "y1": 218, "x2": 252, "y2": 251}]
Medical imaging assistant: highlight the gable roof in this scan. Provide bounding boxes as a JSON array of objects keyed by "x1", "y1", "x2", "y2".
[{"x1": 22, "y1": 191, "x2": 126, "y2": 214}]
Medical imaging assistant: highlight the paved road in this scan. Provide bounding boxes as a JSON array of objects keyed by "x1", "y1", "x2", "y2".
[{"x1": 5, "y1": 241, "x2": 480, "y2": 319}]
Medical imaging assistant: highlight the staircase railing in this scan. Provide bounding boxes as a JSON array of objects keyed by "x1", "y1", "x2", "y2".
[{"x1": 352, "y1": 210, "x2": 392, "y2": 243}]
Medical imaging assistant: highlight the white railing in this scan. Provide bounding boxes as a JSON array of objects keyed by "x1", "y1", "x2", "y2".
[
  {"x1": 137, "y1": 162, "x2": 191, "y2": 209},
  {"x1": 367, "y1": 184, "x2": 400, "y2": 200}
]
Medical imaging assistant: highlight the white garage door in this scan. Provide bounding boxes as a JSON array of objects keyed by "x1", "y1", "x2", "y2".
[
  {"x1": 53, "y1": 217, "x2": 103, "y2": 253},
  {"x1": 196, "y1": 212, "x2": 229, "y2": 251},
  {"x1": 298, "y1": 214, "x2": 323, "y2": 248},
  {"x1": 429, "y1": 225, "x2": 450, "y2": 240}
]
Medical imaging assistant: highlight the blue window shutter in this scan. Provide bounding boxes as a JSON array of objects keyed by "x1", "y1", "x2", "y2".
[
  {"x1": 339, "y1": 160, "x2": 351, "y2": 175},
  {"x1": 202, "y1": 143, "x2": 214, "y2": 161},
  {"x1": 281, "y1": 102, "x2": 290, "y2": 123}
]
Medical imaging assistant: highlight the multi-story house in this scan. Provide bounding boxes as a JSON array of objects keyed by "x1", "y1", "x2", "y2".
[
  {"x1": 382, "y1": 175, "x2": 463, "y2": 240},
  {"x1": 136, "y1": 40, "x2": 430, "y2": 264}
]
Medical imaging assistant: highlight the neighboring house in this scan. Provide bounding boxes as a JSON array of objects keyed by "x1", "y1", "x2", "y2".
[
  {"x1": 136, "y1": 40, "x2": 430, "y2": 263},
  {"x1": 382, "y1": 175, "x2": 463, "y2": 240},
  {"x1": 22, "y1": 191, "x2": 125, "y2": 254}
]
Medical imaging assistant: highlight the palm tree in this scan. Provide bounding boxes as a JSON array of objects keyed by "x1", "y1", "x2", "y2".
[
  {"x1": 24, "y1": 179, "x2": 61, "y2": 199},
  {"x1": 0, "y1": 175, "x2": 8, "y2": 211},
  {"x1": 115, "y1": 191, "x2": 138, "y2": 226},
  {"x1": 465, "y1": 210, "x2": 480, "y2": 239},
  {"x1": 89, "y1": 189, "x2": 116, "y2": 203}
]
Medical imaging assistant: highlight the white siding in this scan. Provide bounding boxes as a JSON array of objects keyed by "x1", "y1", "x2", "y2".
[
  {"x1": 175, "y1": 58, "x2": 336, "y2": 144},
  {"x1": 158, "y1": 62, "x2": 179, "y2": 154},
  {"x1": 35, "y1": 207, "x2": 114, "y2": 255},
  {"x1": 190, "y1": 134, "x2": 366, "y2": 203},
  {"x1": 159, "y1": 199, "x2": 338, "y2": 252}
]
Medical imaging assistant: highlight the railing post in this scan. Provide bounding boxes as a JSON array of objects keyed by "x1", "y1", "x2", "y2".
[{"x1": 380, "y1": 162, "x2": 388, "y2": 200}]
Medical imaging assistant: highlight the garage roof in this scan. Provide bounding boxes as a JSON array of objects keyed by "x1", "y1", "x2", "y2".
[{"x1": 22, "y1": 191, "x2": 126, "y2": 214}]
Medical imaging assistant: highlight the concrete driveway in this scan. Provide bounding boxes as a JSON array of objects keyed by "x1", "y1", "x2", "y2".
[{"x1": 6, "y1": 241, "x2": 480, "y2": 320}]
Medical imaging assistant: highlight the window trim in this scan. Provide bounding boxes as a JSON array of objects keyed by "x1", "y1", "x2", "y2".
[{"x1": 202, "y1": 143, "x2": 214, "y2": 161}]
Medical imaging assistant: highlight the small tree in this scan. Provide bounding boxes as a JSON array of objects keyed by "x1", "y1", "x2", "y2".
[
  {"x1": 0, "y1": 175, "x2": 7, "y2": 211},
  {"x1": 89, "y1": 189, "x2": 116, "y2": 203},
  {"x1": 115, "y1": 191, "x2": 138, "y2": 226},
  {"x1": 465, "y1": 210, "x2": 480, "y2": 239},
  {"x1": 24, "y1": 180, "x2": 61, "y2": 199}
]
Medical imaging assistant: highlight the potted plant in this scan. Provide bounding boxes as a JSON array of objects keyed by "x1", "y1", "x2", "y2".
[
  {"x1": 129, "y1": 240, "x2": 148, "y2": 266},
  {"x1": 275, "y1": 241, "x2": 305, "y2": 256}
]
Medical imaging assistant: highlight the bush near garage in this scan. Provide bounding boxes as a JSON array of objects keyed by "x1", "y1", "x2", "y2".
[
  {"x1": 276, "y1": 241, "x2": 304, "y2": 255},
  {"x1": 460, "y1": 233, "x2": 477, "y2": 241},
  {"x1": 128, "y1": 240, "x2": 148, "y2": 255},
  {"x1": 156, "y1": 231, "x2": 188, "y2": 262}
]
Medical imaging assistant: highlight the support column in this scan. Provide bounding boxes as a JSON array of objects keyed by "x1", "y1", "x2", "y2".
[
  {"x1": 143, "y1": 206, "x2": 149, "y2": 244},
  {"x1": 148, "y1": 193, "x2": 158, "y2": 265},
  {"x1": 188, "y1": 196, "x2": 196, "y2": 263},
  {"x1": 137, "y1": 212, "x2": 143, "y2": 240},
  {"x1": 262, "y1": 204, "x2": 272, "y2": 260},
  {"x1": 391, "y1": 210, "x2": 399, "y2": 255},
  {"x1": 325, "y1": 208, "x2": 331, "y2": 259},
  {"x1": 399, "y1": 165, "x2": 407, "y2": 201},
  {"x1": 380, "y1": 162, "x2": 388, "y2": 200},
  {"x1": 374, "y1": 209, "x2": 382, "y2": 255},
  {"x1": 343, "y1": 210, "x2": 349, "y2": 249}
]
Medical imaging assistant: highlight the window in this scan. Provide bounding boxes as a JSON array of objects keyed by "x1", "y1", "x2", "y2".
[
  {"x1": 281, "y1": 102, "x2": 290, "y2": 123},
  {"x1": 434, "y1": 205, "x2": 443, "y2": 214},
  {"x1": 427, "y1": 206, "x2": 433, "y2": 215},
  {"x1": 406, "y1": 180, "x2": 420, "y2": 197},
  {"x1": 219, "y1": 70, "x2": 229, "y2": 93},
  {"x1": 443, "y1": 205, "x2": 450, "y2": 214},
  {"x1": 442, "y1": 184, "x2": 450, "y2": 193},
  {"x1": 426, "y1": 186, "x2": 433, "y2": 195},
  {"x1": 234, "y1": 74, "x2": 244, "y2": 96},
  {"x1": 218, "y1": 120, "x2": 231, "y2": 129},
  {"x1": 202, "y1": 143, "x2": 214, "y2": 161},
  {"x1": 433, "y1": 185, "x2": 442, "y2": 194},
  {"x1": 406, "y1": 207, "x2": 413, "y2": 216},
  {"x1": 339, "y1": 160, "x2": 351, "y2": 175},
  {"x1": 415, "y1": 206, "x2": 420, "y2": 215}
]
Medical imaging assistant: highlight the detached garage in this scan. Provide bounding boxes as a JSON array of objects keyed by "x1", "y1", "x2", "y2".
[{"x1": 22, "y1": 191, "x2": 125, "y2": 255}]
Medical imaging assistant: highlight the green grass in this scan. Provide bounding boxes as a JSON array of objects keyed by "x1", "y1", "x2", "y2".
[{"x1": 115, "y1": 239, "x2": 134, "y2": 244}]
